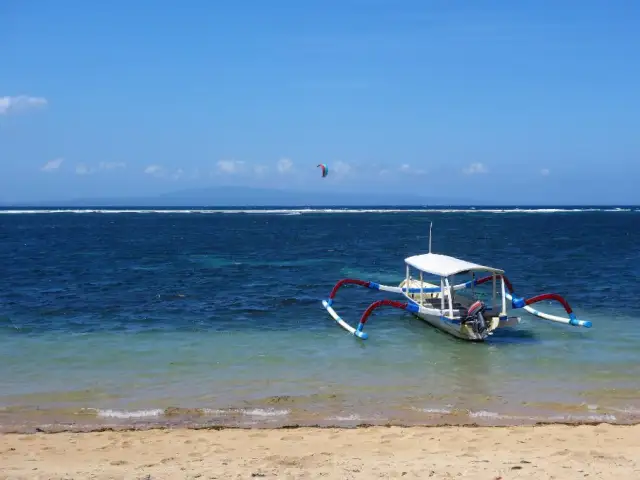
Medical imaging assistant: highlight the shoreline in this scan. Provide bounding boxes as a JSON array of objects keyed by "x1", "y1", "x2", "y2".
[
  {"x1": 0, "y1": 420, "x2": 640, "y2": 435},
  {"x1": 2, "y1": 416, "x2": 640, "y2": 435},
  {"x1": 2, "y1": 423, "x2": 639, "y2": 478},
  {"x1": 1, "y1": 401, "x2": 637, "y2": 434}
]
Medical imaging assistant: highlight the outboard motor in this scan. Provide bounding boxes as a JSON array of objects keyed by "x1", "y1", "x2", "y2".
[{"x1": 462, "y1": 300, "x2": 488, "y2": 335}]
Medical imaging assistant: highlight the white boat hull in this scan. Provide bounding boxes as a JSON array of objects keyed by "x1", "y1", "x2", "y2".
[
  {"x1": 411, "y1": 310, "x2": 487, "y2": 341},
  {"x1": 399, "y1": 279, "x2": 520, "y2": 341}
]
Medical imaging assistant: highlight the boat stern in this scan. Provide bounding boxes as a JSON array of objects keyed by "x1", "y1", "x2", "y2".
[{"x1": 493, "y1": 313, "x2": 521, "y2": 328}]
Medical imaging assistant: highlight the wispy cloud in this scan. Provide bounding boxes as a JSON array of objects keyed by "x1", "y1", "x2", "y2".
[
  {"x1": 144, "y1": 164, "x2": 165, "y2": 177},
  {"x1": 540, "y1": 168, "x2": 550, "y2": 176},
  {"x1": 462, "y1": 162, "x2": 488, "y2": 175},
  {"x1": 217, "y1": 159, "x2": 245, "y2": 174},
  {"x1": 40, "y1": 158, "x2": 64, "y2": 172},
  {"x1": 75, "y1": 163, "x2": 92, "y2": 175},
  {"x1": 277, "y1": 158, "x2": 293, "y2": 174},
  {"x1": 75, "y1": 161, "x2": 127, "y2": 175},
  {"x1": 333, "y1": 161, "x2": 352, "y2": 175},
  {"x1": 396, "y1": 163, "x2": 426, "y2": 175},
  {"x1": 0, "y1": 95, "x2": 48, "y2": 115}
]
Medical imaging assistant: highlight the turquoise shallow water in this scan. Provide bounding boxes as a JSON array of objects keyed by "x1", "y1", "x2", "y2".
[{"x1": 0, "y1": 207, "x2": 639, "y2": 431}]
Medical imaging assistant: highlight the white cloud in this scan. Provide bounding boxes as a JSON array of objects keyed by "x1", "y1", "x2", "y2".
[
  {"x1": 0, "y1": 95, "x2": 48, "y2": 115},
  {"x1": 40, "y1": 158, "x2": 64, "y2": 172},
  {"x1": 378, "y1": 169, "x2": 389, "y2": 176},
  {"x1": 75, "y1": 163, "x2": 93, "y2": 175},
  {"x1": 144, "y1": 164, "x2": 165, "y2": 177},
  {"x1": 217, "y1": 159, "x2": 245, "y2": 174},
  {"x1": 462, "y1": 162, "x2": 488, "y2": 175},
  {"x1": 74, "y1": 161, "x2": 126, "y2": 176},
  {"x1": 172, "y1": 168, "x2": 184, "y2": 180},
  {"x1": 397, "y1": 163, "x2": 426, "y2": 175},
  {"x1": 540, "y1": 168, "x2": 550, "y2": 176},
  {"x1": 277, "y1": 158, "x2": 293, "y2": 174}
]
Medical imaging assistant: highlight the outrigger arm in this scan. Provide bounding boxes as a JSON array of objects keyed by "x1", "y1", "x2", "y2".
[{"x1": 322, "y1": 275, "x2": 591, "y2": 340}]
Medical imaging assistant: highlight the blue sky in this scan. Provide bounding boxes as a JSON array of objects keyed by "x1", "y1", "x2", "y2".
[{"x1": 1, "y1": 0, "x2": 639, "y2": 204}]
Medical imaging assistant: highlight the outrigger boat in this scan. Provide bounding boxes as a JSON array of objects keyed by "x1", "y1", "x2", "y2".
[{"x1": 322, "y1": 224, "x2": 591, "y2": 341}]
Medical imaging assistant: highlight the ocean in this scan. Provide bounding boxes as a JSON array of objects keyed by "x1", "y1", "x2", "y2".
[{"x1": 0, "y1": 206, "x2": 639, "y2": 432}]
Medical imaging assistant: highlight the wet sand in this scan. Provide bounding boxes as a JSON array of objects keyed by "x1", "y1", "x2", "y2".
[{"x1": 1, "y1": 424, "x2": 639, "y2": 479}]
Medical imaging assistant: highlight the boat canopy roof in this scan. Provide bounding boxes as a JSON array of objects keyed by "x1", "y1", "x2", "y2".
[{"x1": 404, "y1": 253, "x2": 504, "y2": 277}]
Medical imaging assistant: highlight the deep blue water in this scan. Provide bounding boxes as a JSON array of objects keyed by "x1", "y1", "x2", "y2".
[{"x1": 0, "y1": 207, "x2": 639, "y2": 431}]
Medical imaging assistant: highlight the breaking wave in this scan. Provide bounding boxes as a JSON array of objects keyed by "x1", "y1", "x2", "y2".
[{"x1": 0, "y1": 207, "x2": 636, "y2": 215}]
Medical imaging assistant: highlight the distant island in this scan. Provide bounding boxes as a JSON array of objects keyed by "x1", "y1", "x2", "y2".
[
  {"x1": 1, "y1": 186, "x2": 472, "y2": 208},
  {"x1": 0, "y1": 186, "x2": 635, "y2": 209}
]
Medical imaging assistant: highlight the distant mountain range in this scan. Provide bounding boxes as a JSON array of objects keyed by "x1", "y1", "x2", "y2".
[{"x1": 2, "y1": 186, "x2": 471, "y2": 207}]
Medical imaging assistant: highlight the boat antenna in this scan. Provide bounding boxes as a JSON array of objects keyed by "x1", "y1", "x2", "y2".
[{"x1": 429, "y1": 221, "x2": 433, "y2": 253}]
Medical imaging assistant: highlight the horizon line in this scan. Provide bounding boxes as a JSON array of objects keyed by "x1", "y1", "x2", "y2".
[{"x1": 1, "y1": 204, "x2": 638, "y2": 209}]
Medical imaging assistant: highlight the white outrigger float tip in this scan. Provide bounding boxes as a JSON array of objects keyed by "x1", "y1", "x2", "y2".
[{"x1": 322, "y1": 222, "x2": 591, "y2": 342}]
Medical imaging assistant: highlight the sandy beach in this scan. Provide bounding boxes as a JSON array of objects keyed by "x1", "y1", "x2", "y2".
[{"x1": 1, "y1": 424, "x2": 638, "y2": 479}]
